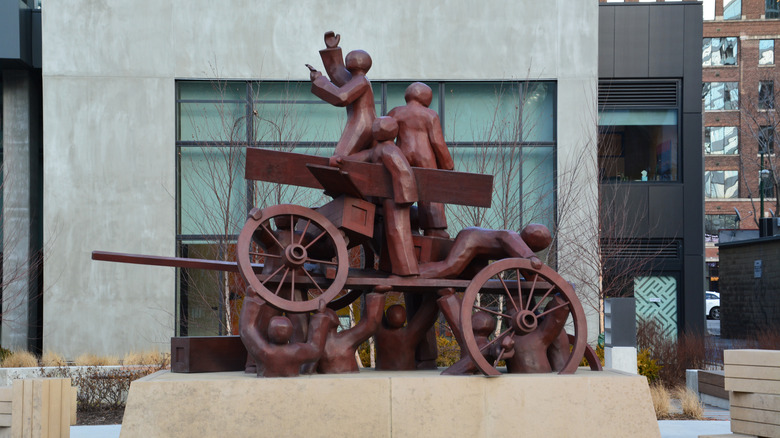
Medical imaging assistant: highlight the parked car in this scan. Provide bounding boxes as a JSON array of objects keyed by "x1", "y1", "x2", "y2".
[{"x1": 706, "y1": 291, "x2": 720, "y2": 320}]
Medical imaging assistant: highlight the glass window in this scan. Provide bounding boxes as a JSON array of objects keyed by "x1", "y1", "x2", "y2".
[
  {"x1": 759, "y1": 81, "x2": 774, "y2": 109},
  {"x1": 444, "y1": 83, "x2": 520, "y2": 143},
  {"x1": 705, "y1": 170, "x2": 739, "y2": 198},
  {"x1": 703, "y1": 82, "x2": 739, "y2": 110},
  {"x1": 598, "y1": 110, "x2": 679, "y2": 182},
  {"x1": 724, "y1": 0, "x2": 741, "y2": 19},
  {"x1": 760, "y1": 126, "x2": 775, "y2": 154},
  {"x1": 521, "y1": 82, "x2": 555, "y2": 142},
  {"x1": 759, "y1": 40, "x2": 775, "y2": 65},
  {"x1": 767, "y1": 0, "x2": 780, "y2": 18},
  {"x1": 705, "y1": 126, "x2": 739, "y2": 154},
  {"x1": 705, "y1": 214, "x2": 738, "y2": 235},
  {"x1": 702, "y1": 38, "x2": 738, "y2": 66}
]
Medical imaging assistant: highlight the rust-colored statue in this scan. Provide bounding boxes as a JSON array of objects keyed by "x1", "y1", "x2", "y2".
[
  {"x1": 388, "y1": 82, "x2": 454, "y2": 238},
  {"x1": 419, "y1": 223, "x2": 552, "y2": 278},
  {"x1": 317, "y1": 292, "x2": 385, "y2": 374},
  {"x1": 92, "y1": 31, "x2": 593, "y2": 379},
  {"x1": 239, "y1": 295, "x2": 335, "y2": 377},
  {"x1": 374, "y1": 294, "x2": 439, "y2": 371}
]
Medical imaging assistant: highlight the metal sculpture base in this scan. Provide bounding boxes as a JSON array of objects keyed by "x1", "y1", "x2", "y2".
[{"x1": 120, "y1": 369, "x2": 659, "y2": 438}]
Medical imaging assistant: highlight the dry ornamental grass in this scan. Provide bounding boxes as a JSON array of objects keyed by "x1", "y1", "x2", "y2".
[
  {"x1": 650, "y1": 384, "x2": 671, "y2": 418},
  {"x1": 674, "y1": 386, "x2": 704, "y2": 419},
  {"x1": 1, "y1": 351, "x2": 38, "y2": 368}
]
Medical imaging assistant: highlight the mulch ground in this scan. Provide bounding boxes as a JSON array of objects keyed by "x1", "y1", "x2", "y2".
[{"x1": 77, "y1": 408, "x2": 124, "y2": 425}]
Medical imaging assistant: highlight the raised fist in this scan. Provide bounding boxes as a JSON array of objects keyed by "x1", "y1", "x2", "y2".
[{"x1": 324, "y1": 31, "x2": 340, "y2": 48}]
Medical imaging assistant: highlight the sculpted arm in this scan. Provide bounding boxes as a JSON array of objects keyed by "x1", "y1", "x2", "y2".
[
  {"x1": 428, "y1": 115, "x2": 454, "y2": 170},
  {"x1": 406, "y1": 294, "x2": 440, "y2": 345},
  {"x1": 295, "y1": 312, "x2": 332, "y2": 362},
  {"x1": 341, "y1": 293, "x2": 386, "y2": 350},
  {"x1": 311, "y1": 76, "x2": 369, "y2": 107},
  {"x1": 239, "y1": 294, "x2": 276, "y2": 363}
]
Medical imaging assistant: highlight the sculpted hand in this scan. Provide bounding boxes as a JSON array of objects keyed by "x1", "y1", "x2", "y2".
[
  {"x1": 324, "y1": 31, "x2": 340, "y2": 48},
  {"x1": 530, "y1": 256, "x2": 543, "y2": 270},
  {"x1": 306, "y1": 64, "x2": 322, "y2": 81},
  {"x1": 328, "y1": 155, "x2": 345, "y2": 168}
]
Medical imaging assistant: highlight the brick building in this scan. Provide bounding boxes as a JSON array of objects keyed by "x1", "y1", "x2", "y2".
[{"x1": 701, "y1": 0, "x2": 780, "y2": 290}]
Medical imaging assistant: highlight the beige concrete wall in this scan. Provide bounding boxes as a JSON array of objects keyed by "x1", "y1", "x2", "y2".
[{"x1": 42, "y1": 0, "x2": 598, "y2": 356}]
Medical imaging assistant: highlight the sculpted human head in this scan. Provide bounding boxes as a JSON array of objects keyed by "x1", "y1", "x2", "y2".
[
  {"x1": 386, "y1": 305, "x2": 407, "y2": 329},
  {"x1": 405, "y1": 82, "x2": 433, "y2": 107},
  {"x1": 472, "y1": 311, "x2": 497, "y2": 336},
  {"x1": 345, "y1": 50, "x2": 372, "y2": 73},
  {"x1": 520, "y1": 224, "x2": 552, "y2": 253},
  {"x1": 267, "y1": 316, "x2": 294, "y2": 344}
]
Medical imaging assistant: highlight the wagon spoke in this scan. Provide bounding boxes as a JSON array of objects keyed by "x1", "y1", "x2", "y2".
[
  {"x1": 493, "y1": 345, "x2": 508, "y2": 368},
  {"x1": 305, "y1": 257, "x2": 339, "y2": 266},
  {"x1": 298, "y1": 219, "x2": 312, "y2": 245},
  {"x1": 273, "y1": 268, "x2": 290, "y2": 297},
  {"x1": 304, "y1": 230, "x2": 328, "y2": 250},
  {"x1": 530, "y1": 285, "x2": 557, "y2": 314},
  {"x1": 479, "y1": 329, "x2": 512, "y2": 353},
  {"x1": 499, "y1": 275, "x2": 519, "y2": 313},
  {"x1": 535, "y1": 301, "x2": 570, "y2": 319},
  {"x1": 525, "y1": 273, "x2": 539, "y2": 311},
  {"x1": 302, "y1": 267, "x2": 324, "y2": 295},
  {"x1": 260, "y1": 223, "x2": 284, "y2": 250},
  {"x1": 261, "y1": 264, "x2": 286, "y2": 286},
  {"x1": 249, "y1": 252, "x2": 281, "y2": 259},
  {"x1": 473, "y1": 305, "x2": 511, "y2": 319},
  {"x1": 290, "y1": 214, "x2": 295, "y2": 244}
]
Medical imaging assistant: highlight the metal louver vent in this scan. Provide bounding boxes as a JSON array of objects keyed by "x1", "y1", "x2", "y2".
[
  {"x1": 598, "y1": 80, "x2": 678, "y2": 108},
  {"x1": 600, "y1": 239, "x2": 681, "y2": 260}
]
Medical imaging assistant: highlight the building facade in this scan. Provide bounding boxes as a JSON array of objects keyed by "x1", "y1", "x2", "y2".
[
  {"x1": 1, "y1": 0, "x2": 43, "y2": 353},
  {"x1": 700, "y1": 0, "x2": 780, "y2": 291},
  {"x1": 39, "y1": 1, "x2": 599, "y2": 357},
  {"x1": 598, "y1": 2, "x2": 705, "y2": 337}
]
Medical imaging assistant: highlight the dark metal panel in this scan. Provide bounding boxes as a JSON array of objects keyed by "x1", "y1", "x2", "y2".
[
  {"x1": 648, "y1": 185, "x2": 684, "y2": 238},
  {"x1": 599, "y1": 6, "x2": 616, "y2": 78},
  {"x1": 31, "y1": 10, "x2": 41, "y2": 69},
  {"x1": 682, "y1": 112, "x2": 704, "y2": 253},
  {"x1": 614, "y1": 5, "x2": 649, "y2": 78},
  {"x1": 682, "y1": 254, "x2": 706, "y2": 334},
  {"x1": 649, "y1": 5, "x2": 684, "y2": 77},
  {"x1": 601, "y1": 184, "x2": 649, "y2": 239},
  {"x1": 0, "y1": 1, "x2": 22, "y2": 61},
  {"x1": 683, "y1": 4, "x2": 704, "y2": 113}
]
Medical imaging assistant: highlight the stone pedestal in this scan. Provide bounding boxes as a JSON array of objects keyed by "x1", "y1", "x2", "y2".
[{"x1": 120, "y1": 369, "x2": 659, "y2": 438}]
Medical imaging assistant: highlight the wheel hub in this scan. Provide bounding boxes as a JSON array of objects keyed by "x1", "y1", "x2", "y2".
[
  {"x1": 283, "y1": 243, "x2": 307, "y2": 268},
  {"x1": 512, "y1": 309, "x2": 538, "y2": 334}
]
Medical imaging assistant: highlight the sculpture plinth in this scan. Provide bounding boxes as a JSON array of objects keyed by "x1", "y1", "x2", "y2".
[{"x1": 120, "y1": 369, "x2": 659, "y2": 438}]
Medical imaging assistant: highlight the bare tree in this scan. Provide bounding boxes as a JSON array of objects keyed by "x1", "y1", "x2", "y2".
[{"x1": 737, "y1": 70, "x2": 780, "y2": 223}]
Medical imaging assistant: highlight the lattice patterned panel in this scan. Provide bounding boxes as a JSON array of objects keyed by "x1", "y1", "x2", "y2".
[{"x1": 634, "y1": 276, "x2": 678, "y2": 340}]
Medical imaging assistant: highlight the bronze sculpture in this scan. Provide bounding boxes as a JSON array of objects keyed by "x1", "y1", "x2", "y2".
[{"x1": 91, "y1": 30, "x2": 596, "y2": 378}]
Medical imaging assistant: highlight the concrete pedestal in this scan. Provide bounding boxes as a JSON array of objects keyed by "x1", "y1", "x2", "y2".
[{"x1": 120, "y1": 369, "x2": 659, "y2": 438}]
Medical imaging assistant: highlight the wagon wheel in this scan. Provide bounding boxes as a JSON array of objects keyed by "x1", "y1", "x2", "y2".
[
  {"x1": 459, "y1": 258, "x2": 587, "y2": 376},
  {"x1": 236, "y1": 204, "x2": 349, "y2": 313}
]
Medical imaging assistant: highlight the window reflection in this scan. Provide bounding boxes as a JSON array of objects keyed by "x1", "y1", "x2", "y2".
[
  {"x1": 598, "y1": 110, "x2": 678, "y2": 182},
  {"x1": 702, "y1": 38, "x2": 738, "y2": 66},
  {"x1": 759, "y1": 40, "x2": 775, "y2": 65},
  {"x1": 704, "y1": 170, "x2": 739, "y2": 198},
  {"x1": 724, "y1": 0, "x2": 741, "y2": 20},
  {"x1": 703, "y1": 82, "x2": 739, "y2": 110},
  {"x1": 705, "y1": 126, "x2": 739, "y2": 155}
]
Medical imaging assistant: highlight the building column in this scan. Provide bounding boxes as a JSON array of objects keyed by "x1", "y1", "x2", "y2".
[{"x1": 2, "y1": 70, "x2": 41, "y2": 352}]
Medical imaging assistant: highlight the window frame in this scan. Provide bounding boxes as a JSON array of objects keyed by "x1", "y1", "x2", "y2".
[
  {"x1": 703, "y1": 82, "x2": 739, "y2": 111},
  {"x1": 704, "y1": 169, "x2": 739, "y2": 198},
  {"x1": 702, "y1": 37, "x2": 738, "y2": 67},
  {"x1": 759, "y1": 39, "x2": 775, "y2": 66},
  {"x1": 759, "y1": 80, "x2": 775, "y2": 110}
]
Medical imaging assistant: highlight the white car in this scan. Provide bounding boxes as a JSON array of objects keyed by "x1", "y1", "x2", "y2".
[{"x1": 706, "y1": 291, "x2": 720, "y2": 320}]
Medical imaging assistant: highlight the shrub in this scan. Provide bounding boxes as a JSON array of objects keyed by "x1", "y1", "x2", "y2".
[
  {"x1": 0, "y1": 347, "x2": 12, "y2": 364},
  {"x1": 41, "y1": 363, "x2": 165, "y2": 415},
  {"x1": 41, "y1": 351, "x2": 68, "y2": 367},
  {"x1": 674, "y1": 386, "x2": 703, "y2": 419},
  {"x1": 649, "y1": 384, "x2": 671, "y2": 419},
  {"x1": 2, "y1": 350, "x2": 38, "y2": 368},
  {"x1": 637, "y1": 348, "x2": 661, "y2": 383},
  {"x1": 123, "y1": 350, "x2": 170, "y2": 367},
  {"x1": 436, "y1": 336, "x2": 461, "y2": 367},
  {"x1": 74, "y1": 354, "x2": 120, "y2": 367}
]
